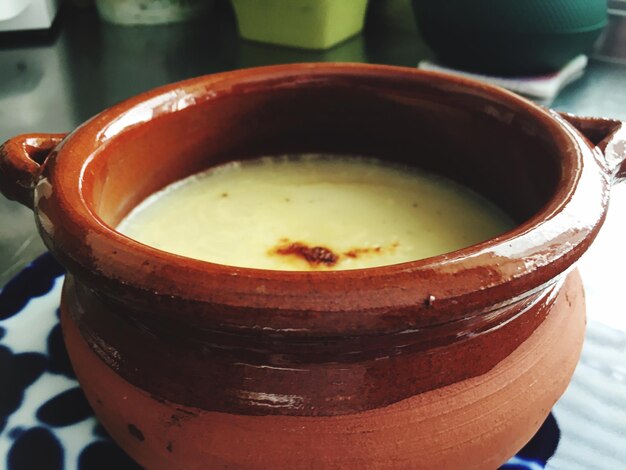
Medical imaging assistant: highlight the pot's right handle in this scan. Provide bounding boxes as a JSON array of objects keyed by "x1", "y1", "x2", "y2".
[
  {"x1": 558, "y1": 113, "x2": 626, "y2": 185},
  {"x1": 0, "y1": 133, "x2": 66, "y2": 209}
]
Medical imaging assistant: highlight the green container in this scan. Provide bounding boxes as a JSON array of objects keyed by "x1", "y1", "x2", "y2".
[
  {"x1": 231, "y1": 0, "x2": 369, "y2": 50},
  {"x1": 412, "y1": 0, "x2": 608, "y2": 75}
]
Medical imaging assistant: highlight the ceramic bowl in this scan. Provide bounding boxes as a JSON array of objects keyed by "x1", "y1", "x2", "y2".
[
  {"x1": 1, "y1": 64, "x2": 625, "y2": 469},
  {"x1": 412, "y1": 0, "x2": 608, "y2": 75}
]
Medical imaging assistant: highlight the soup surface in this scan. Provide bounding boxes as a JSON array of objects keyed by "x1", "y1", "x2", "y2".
[{"x1": 117, "y1": 155, "x2": 515, "y2": 270}]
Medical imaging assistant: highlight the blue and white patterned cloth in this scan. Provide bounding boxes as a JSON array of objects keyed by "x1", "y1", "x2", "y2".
[
  {"x1": 0, "y1": 255, "x2": 141, "y2": 469},
  {"x1": 0, "y1": 253, "x2": 561, "y2": 470}
]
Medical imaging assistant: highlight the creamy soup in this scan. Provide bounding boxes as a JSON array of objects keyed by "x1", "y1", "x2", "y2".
[{"x1": 117, "y1": 155, "x2": 515, "y2": 270}]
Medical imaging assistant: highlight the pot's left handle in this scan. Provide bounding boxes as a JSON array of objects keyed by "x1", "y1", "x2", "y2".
[
  {"x1": 0, "y1": 133, "x2": 67, "y2": 209},
  {"x1": 558, "y1": 113, "x2": 626, "y2": 185}
]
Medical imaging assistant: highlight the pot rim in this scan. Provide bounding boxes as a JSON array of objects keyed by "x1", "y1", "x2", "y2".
[{"x1": 36, "y1": 63, "x2": 610, "y2": 335}]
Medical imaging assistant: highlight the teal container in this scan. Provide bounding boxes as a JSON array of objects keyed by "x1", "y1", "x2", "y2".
[{"x1": 412, "y1": 0, "x2": 608, "y2": 75}]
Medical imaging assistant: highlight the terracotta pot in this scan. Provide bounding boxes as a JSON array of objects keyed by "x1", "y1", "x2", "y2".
[{"x1": 1, "y1": 64, "x2": 625, "y2": 469}]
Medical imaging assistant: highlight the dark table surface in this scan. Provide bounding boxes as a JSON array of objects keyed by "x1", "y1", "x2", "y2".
[{"x1": 1, "y1": 2, "x2": 626, "y2": 468}]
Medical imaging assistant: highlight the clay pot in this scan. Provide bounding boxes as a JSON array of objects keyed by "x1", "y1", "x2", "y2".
[{"x1": 1, "y1": 64, "x2": 625, "y2": 469}]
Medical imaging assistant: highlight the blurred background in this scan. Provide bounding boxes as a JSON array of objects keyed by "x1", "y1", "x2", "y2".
[{"x1": 1, "y1": 1, "x2": 626, "y2": 468}]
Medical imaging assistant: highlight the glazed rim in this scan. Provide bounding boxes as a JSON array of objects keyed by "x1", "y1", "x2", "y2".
[{"x1": 39, "y1": 63, "x2": 609, "y2": 335}]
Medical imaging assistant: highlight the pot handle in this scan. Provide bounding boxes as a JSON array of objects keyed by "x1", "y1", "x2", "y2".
[
  {"x1": 0, "y1": 133, "x2": 67, "y2": 209},
  {"x1": 558, "y1": 113, "x2": 626, "y2": 185}
]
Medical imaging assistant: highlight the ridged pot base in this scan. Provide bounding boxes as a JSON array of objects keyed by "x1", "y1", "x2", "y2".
[{"x1": 61, "y1": 271, "x2": 585, "y2": 469}]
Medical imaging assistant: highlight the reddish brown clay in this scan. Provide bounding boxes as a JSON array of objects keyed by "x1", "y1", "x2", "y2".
[
  {"x1": 62, "y1": 271, "x2": 585, "y2": 469},
  {"x1": 1, "y1": 64, "x2": 625, "y2": 468},
  {"x1": 0, "y1": 133, "x2": 65, "y2": 208}
]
